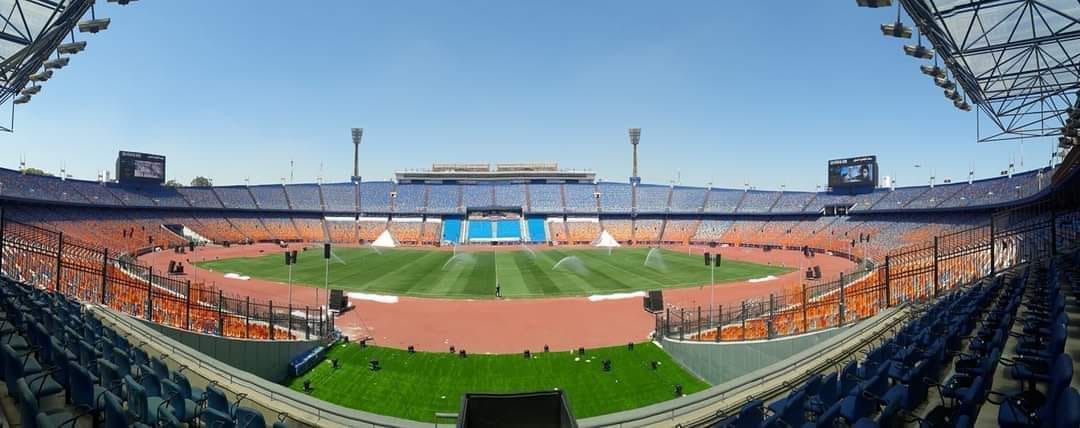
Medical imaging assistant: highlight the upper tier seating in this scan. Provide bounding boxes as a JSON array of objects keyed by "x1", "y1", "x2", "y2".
[
  {"x1": 213, "y1": 187, "x2": 258, "y2": 210},
  {"x1": 635, "y1": 184, "x2": 671, "y2": 213},
  {"x1": 904, "y1": 182, "x2": 968, "y2": 209},
  {"x1": 177, "y1": 187, "x2": 223, "y2": 208},
  {"x1": 321, "y1": 183, "x2": 357, "y2": 212},
  {"x1": 462, "y1": 185, "x2": 494, "y2": 209},
  {"x1": 669, "y1": 186, "x2": 707, "y2": 213},
  {"x1": 104, "y1": 184, "x2": 157, "y2": 207},
  {"x1": 248, "y1": 185, "x2": 291, "y2": 210},
  {"x1": 737, "y1": 190, "x2": 781, "y2": 213},
  {"x1": 393, "y1": 184, "x2": 426, "y2": 214},
  {"x1": 494, "y1": 184, "x2": 526, "y2": 208},
  {"x1": 703, "y1": 189, "x2": 743, "y2": 214},
  {"x1": 771, "y1": 191, "x2": 816, "y2": 213},
  {"x1": 427, "y1": 184, "x2": 461, "y2": 214},
  {"x1": 598, "y1": 182, "x2": 632, "y2": 212},
  {"x1": 528, "y1": 184, "x2": 564, "y2": 213},
  {"x1": 564, "y1": 183, "x2": 597, "y2": 213},
  {"x1": 284, "y1": 184, "x2": 323, "y2": 211},
  {"x1": 359, "y1": 182, "x2": 392, "y2": 212},
  {"x1": 872, "y1": 186, "x2": 929, "y2": 211}
]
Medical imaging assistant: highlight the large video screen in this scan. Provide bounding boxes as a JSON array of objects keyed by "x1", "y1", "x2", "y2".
[
  {"x1": 116, "y1": 151, "x2": 166, "y2": 184},
  {"x1": 828, "y1": 156, "x2": 877, "y2": 189}
]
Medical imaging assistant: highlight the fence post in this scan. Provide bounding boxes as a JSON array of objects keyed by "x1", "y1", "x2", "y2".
[
  {"x1": 716, "y1": 305, "x2": 722, "y2": 342},
  {"x1": 100, "y1": 248, "x2": 109, "y2": 305},
  {"x1": 246, "y1": 297, "x2": 251, "y2": 339},
  {"x1": 218, "y1": 290, "x2": 224, "y2": 336},
  {"x1": 305, "y1": 307, "x2": 310, "y2": 340},
  {"x1": 696, "y1": 306, "x2": 701, "y2": 341},
  {"x1": 665, "y1": 307, "x2": 670, "y2": 338},
  {"x1": 884, "y1": 256, "x2": 891, "y2": 307},
  {"x1": 838, "y1": 272, "x2": 845, "y2": 327},
  {"x1": 933, "y1": 236, "x2": 940, "y2": 298},
  {"x1": 802, "y1": 283, "x2": 808, "y2": 333},
  {"x1": 185, "y1": 280, "x2": 191, "y2": 330},
  {"x1": 768, "y1": 294, "x2": 775, "y2": 338},
  {"x1": 55, "y1": 232, "x2": 64, "y2": 293},
  {"x1": 679, "y1": 308, "x2": 685, "y2": 341},
  {"x1": 269, "y1": 300, "x2": 275, "y2": 340},
  {"x1": 146, "y1": 267, "x2": 153, "y2": 321},
  {"x1": 740, "y1": 300, "x2": 747, "y2": 341},
  {"x1": 288, "y1": 303, "x2": 294, "y2": 339}
]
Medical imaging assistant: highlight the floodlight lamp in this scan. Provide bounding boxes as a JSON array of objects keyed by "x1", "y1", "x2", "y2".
[
  {"x1": 856, "y1": 0, "x2": 892, "y2": 7},
  {"x1": 944, "y1": 89, "x2": 962, "y2": 101},
  {"x1": 903, "y1": 44, "x2": 934, "y2": 60},
  {"x1": 920, "y1": 64, "x2": 946, "y2": 79},
  {"x1": 20, "y1": 85, "x2": 41, "y2": 96},
  {"x1": 1070, "y1": 108, "x2": 1080, "y2": 121},
  {"x1": 953, "y1": 100, "x2": 971, "y2": 111},
  {"x1": 107, "y1": 0, "x2": 137, "y2": 4},
  {"x1": 880, "y1": 22, "x2": 912, "y2": 38},
  {"x1": 57, "y1": 41, "x2": 86, "y2": 55},
  {"x1": 78, "y1": 18, "x2": 110, "y2": 34},
  {"x1": 13, "y1": 95, "x2": 30, "y2": 104},
  {"x1": 43, "y1": 57, "x2": 69, "y2": 70},
  {"x1": 933, "y1": 77, "x2": 955, "y2": 90},
  {"x1": 29, "y1": 70, "x2": 53, "y2": 82}
]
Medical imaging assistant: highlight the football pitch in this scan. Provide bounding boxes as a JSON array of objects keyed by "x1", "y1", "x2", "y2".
[
  {"x1": 196, "y1": 247, "x2": 792, "y2": 299},
  {"x1": 287, "y1": 341, "x2": 709, "y2": 422}
]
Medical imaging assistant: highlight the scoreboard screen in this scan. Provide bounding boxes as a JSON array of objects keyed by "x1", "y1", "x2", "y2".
[
  {"x1": 828, "y1": 156, "x2": 878, "y2": 189},
  {"x1": 116, "y1": 151, "x2": 166, "y2": 184}
]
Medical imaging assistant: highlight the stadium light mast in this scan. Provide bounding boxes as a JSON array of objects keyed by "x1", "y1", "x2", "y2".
[
  {"x1": 628, "y1": 128, "x2": 641, "y2": 185},
  {"x1": 351, "y1": 128, "x2": 363, "y2": 183}
]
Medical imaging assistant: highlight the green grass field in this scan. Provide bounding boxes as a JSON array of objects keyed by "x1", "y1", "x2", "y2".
[
  {"x1": 288, "y1": 342, "x2": 709, "y2": 422},
  {"x1": 196, "y1": 247, "x2": 792, "y2": 298}
]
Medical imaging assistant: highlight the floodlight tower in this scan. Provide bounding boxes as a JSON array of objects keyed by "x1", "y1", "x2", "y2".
[
  {"x1": 629, "y1": 128, "x2": 641, "y2": 185},
  {"x1": 351, "y1": 128, "x2": 363, "y2": 183}
]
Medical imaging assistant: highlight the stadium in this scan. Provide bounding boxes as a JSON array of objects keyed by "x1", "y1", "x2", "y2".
[{"x1": 0, "y1": 1, "x2": 1077, "y2": 427}]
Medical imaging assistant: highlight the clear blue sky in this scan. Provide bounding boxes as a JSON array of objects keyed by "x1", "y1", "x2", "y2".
[{"x1": 1, "y1": 1, "x2": 1057, "y2": 190}]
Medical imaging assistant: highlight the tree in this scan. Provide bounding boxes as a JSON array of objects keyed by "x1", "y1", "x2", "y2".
[
  {"x1": 165, "y1": 179, "x2": 183, "y2": 188},
  {"x1": 22, "y1": 167, "x2": 51, "y2": 177},
  {"x1": 190, "y1": 176, "x2": 212, "y2": 187}
]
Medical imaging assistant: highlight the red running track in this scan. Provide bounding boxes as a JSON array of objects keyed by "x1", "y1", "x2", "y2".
[{"x1": 140, "y1": 244, "x2": 854, "y2": 354}]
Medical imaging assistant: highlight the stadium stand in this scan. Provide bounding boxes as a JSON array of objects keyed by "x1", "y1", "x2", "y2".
[
  {"x1": 388, "y1": 220, "x2": 422, "y2": 244},
  {"x1": 292, "y1": 217, "x2": 325, "y2": 242},
  {"x1": 603, "y1": 219, "x2": 633, "y2": 242},
  {"x1": 703, "y1": 189, "x2": 743, "y2": 214},
  {"x1": 662, "y1": 220, "x2": 698, "y2": 243},
  {"x1": 227, "y1": 215, "x2": 274, "y2": 242},
  {"x1": 359, "y1": 182, "x2": 393, "y2": 213},
  {"x1": 284, "y1": 184, "x2": 323, "y2": 211},
  {"x1": 736, "y1": 190, "x2": 781, "y2": 213},
  {"x1": 565, "y1": 183, "x2": 598, "y2": 213},
  {"x1": 635, "y1": 184, "x2": 671, "y2": 213},
  {"x1": 420, "y1": 220, "x2": 441, "y2": 243},
  {"x1": 212, "y1": 186, "x2": 258, "y2": 210},
  {"x1": 669, "y1": 186, "x2": 707, "y2": 213},
  {"x1": 393, "y1": 183, "x2": 427, "y2": 214},
  {"x1": 177, "y1": 187, "x2": 224, "y2": 209},
  {"x1": 692, "y1": 220, "x2": 734, "y2": 242},
  {"x1": 442, "y1": 218, "x2": 463, "y2": 243},
  {"x1": 771, "y1": 191, "x2": 816, "y2": 213},
  {"x1": 496, "y1": 219, "x2": 522, "y2": 240},
  {"x1": 104, "y1": 184, "x2": 158, "y2": 207},
  {"x1": 427, "y1": 184, "x2": 461, "y2": 214},
  {"x1": 565, "y1": 220, "x2": 600, "y2": 244},
  {"x1": 494, "y1": 183, "x2": 526, "y2": 208},
  {"x1": 468, "y1": 219, "x2": 494, "y2": 241},
  {"x1": 462, "y1": 184, "x2": 494, "y2": 209},
  {"x1": 248, "y1": 185, "x2": 291, "y2": 211},
  {"x1": 871, "y1": 186, "x2": 929, "y2": 211},
  {"x1": 357, "y1": 219, "x2": 386, "y2": 241},
  {"x1": 633, "y1": 219, "x2": 663, "y2": 242},
  {"x1": 528, "y1": 184, "x2": 564, "y2": 213},
  {"x1": 326, "y1": 218, "x2": 358, "y2": 243},
  {"x1": 904, "y1": 182, "x2": 968, "y2": 209},
  {"x1": 598, "y1": 182, "x2": 632, "y2": 212},
  {"x1": 321, "y1": 183, "x2": 357, "y2": 213},
  {"x1": 259, "y1": 216, "x2": 300, "y2": 241},
  {"x1": 526, "y1": 217, "x2": 547, "y2": 242}
]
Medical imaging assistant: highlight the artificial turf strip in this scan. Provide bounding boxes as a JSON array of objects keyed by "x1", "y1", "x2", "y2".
[
  {"x1": 197, "y1": 247, "x2": 793, "y2": 299},
  {"x1": 287, "y1": 342, "x2": 710, "y2": 422}
]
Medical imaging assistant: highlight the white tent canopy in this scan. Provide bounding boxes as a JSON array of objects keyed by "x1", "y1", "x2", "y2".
[
  {"x1": 593, "y1": 230, "x2": 620, "y2": 248},
  {"x1": 371, "y1": 229, "x2": 398, "y2": 248}
]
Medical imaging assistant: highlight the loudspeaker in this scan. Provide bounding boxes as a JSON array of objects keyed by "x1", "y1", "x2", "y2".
[
  {"x1": 644, "y1": 290, "x2": 663, "y2": 312},
  {"x1": 813, "y1": 265, "x2": 822, "y2": 279},
  {"x1": 284, "y1": 251, "x2": 292, "y2": 266},
  {"x1": 168, "y1": 260, "x2": 176, "y2": 273},
  {"x1": 714, "y1": 253, "x2": 721, "y2": 266},
  {"x1": 323, "y1": 243, "x2": 331, "y2": 259},
  {"x1": 329, "y1": 289, "x2": 347, "y2": 311},
  {"x1": 704, "y1": 252, "x2": 711, "y2": 266},
  {"x1": 189, "y1": 242, "x2": 195, "y2": 252},
  {"x1": 292, "y1": 250, "x2": 298, "y2": 263}
]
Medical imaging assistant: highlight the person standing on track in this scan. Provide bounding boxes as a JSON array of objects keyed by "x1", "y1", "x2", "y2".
[{"x1": 496, "y1": 282, "x2": 501, "y2": 298}]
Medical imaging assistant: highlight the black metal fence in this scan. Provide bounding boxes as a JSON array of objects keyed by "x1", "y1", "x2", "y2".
[
  {"x1": 661, "y1": 200, "x2": 1077, "y2": 342},
  {"x1": 0, "y1": 212, "x2": 333, "y2": 341}
]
